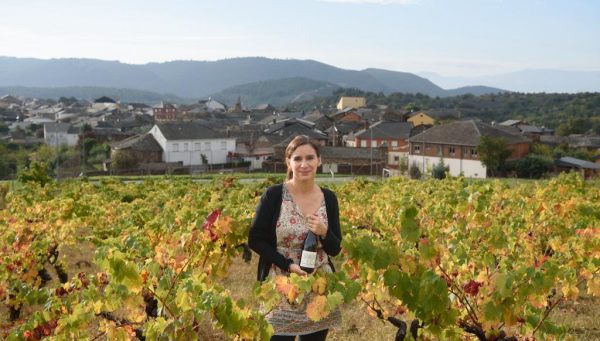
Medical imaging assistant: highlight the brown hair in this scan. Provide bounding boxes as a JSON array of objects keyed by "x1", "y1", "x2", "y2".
[{"x1": 285, "y1": 135, "x2": 321, "y2": 180}]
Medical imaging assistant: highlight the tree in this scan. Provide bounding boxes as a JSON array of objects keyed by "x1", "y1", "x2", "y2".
[
  {"x1": 404, "y1": 103, "x2": 420, "y2": 113},
  {"x1": 30, "y1": 145, "x2": 57, "y2": 164},
  {"x1": 398, "y1": 155, "x2": 409, "y2": 175},
  {"x1": 17, "y1": 161, "x2": 53, "y2": 187},
  {"x1": 531, "y1": 142, "x2": 553, "y2": 158},
  {"x1": 556, "y1": 117, "x2": 589, "y2": 136},
  {"x1": 477, "y1": 136, "x2": 511, "y2": 177},
  {"x1": 409, "y1": 162, "x2": 421, "y2": 179},
  {"x1": 112, "y1": 152, "x2": 138, "y2": 170},
  {"x1": 431, "y1": 158, "x2": 448, "y2": 179},
  {"x1": 88, "y1": 144, "x2": 110, "y2": 166},
  {"x1": 514, "y1": 155, "x2": 553, "y2": 179}
]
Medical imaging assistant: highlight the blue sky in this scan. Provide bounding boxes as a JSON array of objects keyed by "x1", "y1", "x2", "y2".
[{"x1": 0, "y1": 0, "x2": 598, "y2": 76}]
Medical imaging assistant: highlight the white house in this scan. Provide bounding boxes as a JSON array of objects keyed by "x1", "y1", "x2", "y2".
[
  {"x1": 205, "y1": 98, "x2": 226, "y2": 112},
  {"x1": 149, "y1": 122, "x2": 236, "y2": 165},
  {"x1": 92, "y1": 96, "x2": 119, "y2": 112},
  {"x1": 25, "y1": 116, "x2": 55, "y2": 125},
  {"x1": 43, "y1": 122, "x2": 80, "y2": 147}
]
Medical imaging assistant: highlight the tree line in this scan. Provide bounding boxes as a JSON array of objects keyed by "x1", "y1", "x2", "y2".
[{"x1": 293, "y1": 89, "x2": 600, "y2": 135}]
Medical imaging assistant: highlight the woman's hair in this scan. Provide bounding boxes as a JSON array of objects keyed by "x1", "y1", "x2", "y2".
[{"x1": 284, "y1": 135, "x2": 321, "y2": 180}]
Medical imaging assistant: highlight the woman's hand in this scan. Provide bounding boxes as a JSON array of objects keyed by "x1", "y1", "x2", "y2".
[
  {"x1": 307, "y1": 213, "x2": 328, "y2": 237},
  {"x1": 289, "y1": 263, "x2": 308, "y2": 276}
]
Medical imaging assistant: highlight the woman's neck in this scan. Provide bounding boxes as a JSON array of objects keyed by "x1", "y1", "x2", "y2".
[{"x1": 287, "y1": 178, "x2": 315, "y2": 194}]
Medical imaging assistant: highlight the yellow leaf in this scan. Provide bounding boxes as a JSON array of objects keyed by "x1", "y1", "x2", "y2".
[
  {"x1": 587, "y1": 278, "x2": 600, "y2": 297},
  {"x1": 311, "y1": 277, "x2": 327, "y2": 295},
  {"x1": 215, "y1": 216, "x2": 233, "y2": 235},
  {"x1": 275, "y1": 276, "x2": 300, "y2": 304},
  {"x1": 580, "y1": 269, "x2": 593, "y2": 281},
  {"x1": 562, "y1": 284, "x2": 579, "y2": 300},
  {"x1": 275, "y1": 276, "x2": 291, "y2": 295},
  {"x1": 306, "y1": 295, "x2": 330, "y2": 321},
  {"x1": 527, "y1": 295, "x2": 547, "y2": 309},
  {"x1": 93, "y1": 301, "x2": 104, "y2": 314}
]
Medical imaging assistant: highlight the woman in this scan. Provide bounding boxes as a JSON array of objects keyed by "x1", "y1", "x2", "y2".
[{"x1": 248, "y1": 135, "x2": 342, "y2": 341}]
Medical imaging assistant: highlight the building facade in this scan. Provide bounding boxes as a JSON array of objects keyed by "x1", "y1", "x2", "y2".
[
  {"x1": 408, "y1": 120, "x2": 530, "y2": 178},
  {"x1": 150, "y1": 123, "x2": 236, "y2": 165}
]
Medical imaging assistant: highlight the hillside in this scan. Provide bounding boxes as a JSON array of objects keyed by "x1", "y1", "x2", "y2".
[
  {"x1": 0, "y1": 56, "x2": 504, "y2": 100},
  {"x1": 210, "y1": 77, "x2": 339, "y2": 107},
  {"x1": 292, "y1": 89, "x2": 600, "y2": 134}
]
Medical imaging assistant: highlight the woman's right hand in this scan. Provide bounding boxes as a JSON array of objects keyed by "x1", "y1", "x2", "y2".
[{"x1": 289, "y1": 263, "x2": 308, "y2": 276}]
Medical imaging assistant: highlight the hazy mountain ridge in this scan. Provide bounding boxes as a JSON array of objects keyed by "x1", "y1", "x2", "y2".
[
  {"x1": 0, "y1": 57, "x2": 506, "y2": 102},
  {"x1": 420, "y1": 69, "x2": 600, "y2": 93}
]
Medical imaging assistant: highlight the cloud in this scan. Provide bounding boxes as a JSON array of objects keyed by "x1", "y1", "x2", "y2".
[{"x1": 318, "y1": 0, "x2": 415, "y2": 4}]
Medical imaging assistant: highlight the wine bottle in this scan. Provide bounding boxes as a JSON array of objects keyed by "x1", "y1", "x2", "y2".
[{"x1": 300, "y1": 231, "x2": 317, "y2": 274}]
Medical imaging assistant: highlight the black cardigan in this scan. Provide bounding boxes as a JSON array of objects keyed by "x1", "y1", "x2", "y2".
[{"x1": 248, "y1": 184, "x2": 342, "y2": 281}]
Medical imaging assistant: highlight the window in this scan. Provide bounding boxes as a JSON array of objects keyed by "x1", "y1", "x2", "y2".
[
  {"x1": 471, "y1": 148, "x2": 478, "y2": 157},
  {"x1": 394, "y1": 156, "x2": 400, "y2": 162},
  {"x1": 414, "y1": 145, "x2": 421, "y2": 154},
  {"x1": 203, "y1": 142, "x2": 211, "y2": 150},
  {"x1": 391, "y1": 141, "x2": 398, "y2": 147},
  {"x1": 449, "y1": 146, "x2": 456, "y2": 156},
  {"x1": 221, "y1": 141, "x2": 227, "y2": 150},
  {"x1": 372, "y1": 140, "x2": 378, "y2": 148},
  {"x1": 194, "y1": 142, "x2": 201, "y2": 151},
  {"x1": 437, "y1": 146, "x2": 442, "y2": 156},
  {"x1": 183, "y1": 143, "x2": 188, "y2": 152},
  {"x1": 172, "y1": 143, "x2": 179, "y2": 152},
  {"x1": 360, "y1": 140, "x2": 367, "y2": 147}
]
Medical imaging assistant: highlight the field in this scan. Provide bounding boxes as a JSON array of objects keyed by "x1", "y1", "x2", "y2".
[{"x1": 0, "y1": 174, "x2": 598, "y2": 340}]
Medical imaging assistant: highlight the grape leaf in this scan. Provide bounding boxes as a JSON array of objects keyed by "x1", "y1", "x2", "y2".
[{"x1": 306, "y1": 295, "x2": 329, "y2": 321}]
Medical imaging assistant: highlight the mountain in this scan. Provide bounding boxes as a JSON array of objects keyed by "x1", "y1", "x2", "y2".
[
  {"x1": 420, "y1": 69, "x2": 600, "y2": 93},
  {"x1": 0, "y1": 57, "x2": 506, "y2": 104},
  {"x1": 210, "y1": 77, "x2": 339, "y2": 107},
  {"x1": 0, "y1": 86, "x2": 188, "y2": 104},
  {"x1": 362, "y1": 68, "x2": 445, "y2": 96}
]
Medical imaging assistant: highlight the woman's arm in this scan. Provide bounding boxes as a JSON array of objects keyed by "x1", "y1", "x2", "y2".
[
  {"x1": 248, "y1": 187, "x2": 293, "y2": 271},
  {"x1": 321, "y1": 190, "x2": 342, "y2": 257}
]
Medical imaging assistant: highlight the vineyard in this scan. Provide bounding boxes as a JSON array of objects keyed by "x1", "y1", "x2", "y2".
[{"x1": 0, "y1": 174, "x2": 599, "y2": 340}]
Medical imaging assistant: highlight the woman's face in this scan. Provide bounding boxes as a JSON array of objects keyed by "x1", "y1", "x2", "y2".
[{"x1": 287, "y1": 144, "x2": 320, "y2": 182}]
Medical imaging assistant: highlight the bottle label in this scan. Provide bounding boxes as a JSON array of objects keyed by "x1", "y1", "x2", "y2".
[{"x1": 300, "y1": 250, "x2": 317, "y2": 268}]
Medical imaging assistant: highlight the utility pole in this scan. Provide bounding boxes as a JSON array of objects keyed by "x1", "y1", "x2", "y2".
[
  {"x1": 370, "y1": 122, "x2": 373, "y2": 177},
  {"x1": 422, "y1": 136, "x2": 425, "y2": 177},
  {"x1": 54, "y1": 122, "x2": 60, "y2": 181}
]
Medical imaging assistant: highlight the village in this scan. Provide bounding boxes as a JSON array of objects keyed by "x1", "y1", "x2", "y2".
[{"x1": 1, "y1": 94, "x2": 599, "y2": 180}]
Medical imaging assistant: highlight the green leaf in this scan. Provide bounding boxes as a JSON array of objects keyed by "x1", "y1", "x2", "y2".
[
  {"x1": 483, "y1": 301, "x2": 502, "y2": 321},
  {"x1": 494, "y1": 273, "x2": 512, "y2": 298},
  {"x1": 401, "y1": 207, "x2": 419, "y2": 243},
  {"x1": 107, "y1": 253, "x2": 143, "y2": 294},
  {"x1": 326, "y1": 292, "x2": 344, "y2": 310},
  {"x1": 144, "y1": 317, "x2": 168, "y2": 340}
]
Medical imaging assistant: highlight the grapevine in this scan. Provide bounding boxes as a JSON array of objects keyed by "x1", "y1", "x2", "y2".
[{"x1": 0, "y1": 173, "x2": 598, "y2": 340}]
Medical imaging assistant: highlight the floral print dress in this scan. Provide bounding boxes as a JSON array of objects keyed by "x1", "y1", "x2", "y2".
[{"x1": 265, "y1": 184, "x2": 341, "y2": 335}]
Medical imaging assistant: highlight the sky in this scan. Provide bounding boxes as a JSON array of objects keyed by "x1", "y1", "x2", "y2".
[{"x1": 0, "y1": 0, "x2": 598, "y2": 77}]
